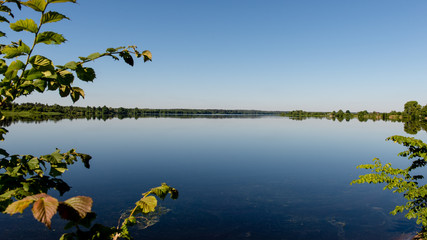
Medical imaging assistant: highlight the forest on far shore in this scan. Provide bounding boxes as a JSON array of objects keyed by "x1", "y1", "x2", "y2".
[{"x1": 2, "y1": 101, "x2": 427, "y2": 135}]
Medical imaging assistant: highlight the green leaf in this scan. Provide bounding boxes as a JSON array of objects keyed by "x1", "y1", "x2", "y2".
[
  {"x1": 70, "y1": 87, "x2": 83, "y2": 103},
  {"x1": 22, "y1": 0, "x2": 47, "y2": 12},
  {"x1": 0, "y1": 5, "x2": 13, "y2": 17},
  {"x1": 10, "y1": 19, "x2": 38, "y2": 33},
  {"x1": 36, "y1": 31, "x2": 66, "y2": 45},
  {"x1": 0, "y1": 60, "x2": 7, "y2": 74},
  {"x1": 1, "y1": 43, "x2": 31, "y2": 58},
  {"x1": 0, "y1": 16, "x2": 10, "y2": 23},
  {"x1": 5, "y1": 60, "x2": 25, "y2": 79},
  {"x1": 0, "y1": 31, "x2": 5, "y2": 37},
  {"x1": 57, "y1": 69, "x2": 74, "y2": 85},
  {"x1": 119, "y1": 51, "x2": 134, "y2": 66},
  {"x1": 33, "y1": 79, "x2": 47, "y2": 92},
  {"x1": 29, "y1": 55, "x2": 54, "y2": 72},
  {"x1": 0, "y1": 190, "x2": 17, "y2": 201},
  {"x1": 41, "y1": 11, "x2": 69, "y2": 24},
  {"x1": 47, "y1": 0, "x2": 76, "y2": 3},
  {"x1": 7, "y1": 60, "x2": 25, "y2": 71},
  {"x1": 27, "y1": 158, "x2": 40, "y2": 170},
  {"x1": 75, "y1": 66, "x2": 96, "y2": 82},
  {"x1": 87, "y1": 52, "x2": 101, "y2": 60},
  {"x1": 149, "y1": 183, "x2": 171, "y2": 200},
  {"x1": 106, "y1": 48, "x2": 116, "y2": 53},
  {"x1": 24, "y1": 68, "x2": 44, "y2": 81},
  {"x1": 77, "y1": 153, "x2": 91, "y2": 169},
  {"x1": 136, "y1": 196, "x2": 157, "y2": 213},
  {"x1": 70, "y1": 87, "x2": 84, "y2": 103},
  {"x1": 0, "y1": 127, "x2": 8, "y2": 141},
  {"x1": 59, "y1": 84, "x2": 70, "y2": 97},
  {"x1": 59, "y1": 233, "x2": 76, "y2": 240},
  {"x1": 64, "y1": 61, "x2": 77, "y2": 70}
]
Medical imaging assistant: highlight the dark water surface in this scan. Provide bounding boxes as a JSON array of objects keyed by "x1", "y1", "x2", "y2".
[{"x1": 1, "y1": 117, "x2": 425, "y2": 239}]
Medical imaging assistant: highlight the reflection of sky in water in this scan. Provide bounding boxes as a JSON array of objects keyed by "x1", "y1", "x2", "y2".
[{"x1": 0, "y1": 117, "x2": 423, "y2": 239}]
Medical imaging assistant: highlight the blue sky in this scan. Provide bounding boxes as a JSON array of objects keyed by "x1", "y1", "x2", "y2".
[{"x1": 9, "y1": 0, "x2": 427, "y2": 112}]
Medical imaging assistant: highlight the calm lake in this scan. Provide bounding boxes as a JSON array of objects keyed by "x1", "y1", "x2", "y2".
[{"x1": 0, "y1": 116, "x2": 425, "y2": 240}]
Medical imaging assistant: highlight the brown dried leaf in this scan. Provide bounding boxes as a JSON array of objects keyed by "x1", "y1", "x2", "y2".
[
  {"x1": 63, "y1": 196, "x2": 92, "y2": 218},
  {"x1": 31, "y1": 195, "x2": 59, "y2": 229}
]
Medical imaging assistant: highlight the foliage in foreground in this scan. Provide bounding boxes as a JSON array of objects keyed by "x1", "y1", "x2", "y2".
[
  {"x1": 0, "y1": 0, "x2": 177, "y2": 239},
  {"x1": 351, "y1": 135, "x2": 427, "y2": 237},
  {"x1": 4, "y1": 183, "x2": 178, "y2": 240}
]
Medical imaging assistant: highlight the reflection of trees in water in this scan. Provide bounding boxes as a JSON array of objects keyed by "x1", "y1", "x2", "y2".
[
  {"x1": 403, "y1": 120, "x2": 427, "y2": 135},
  {"x1": 0, "y1": 114, "x2": 270, "y2": 127},
  {"x1": 4, "y1": 114, "x2": 427, "y2": 135},
  {"x1": 0, "y1": 115, "x2": 67, "y2": 127},
  {"x1": 404, "y1": 121, "x2": 421, "y2": 135}
]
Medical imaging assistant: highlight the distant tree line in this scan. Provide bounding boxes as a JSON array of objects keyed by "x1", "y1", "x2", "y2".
[
  {"x1": 282, "y1": 101, "x2": 427, "y2": 135},
  {"x1": 1, "y1": 102, "x2": 285, "y2": 121},
  {"x1": 4, "y1": 101, "x2": 427, "y2": 135}
]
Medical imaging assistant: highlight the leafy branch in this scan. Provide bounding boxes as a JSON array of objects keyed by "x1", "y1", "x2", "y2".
[
  {"x1": 3, "y1": 183, "x2": 179, "y2": 239},
  {"x1": 0, "y1": 1, "x2": 171, "y2": 240},
  {"x1": 351, "y1": 135, "x2": 427, "y2": 237}
]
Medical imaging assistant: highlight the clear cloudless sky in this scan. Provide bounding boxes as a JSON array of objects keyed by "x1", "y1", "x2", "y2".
[{"x1": 9, "y1": 0, "x2": 427, "y2": 112}]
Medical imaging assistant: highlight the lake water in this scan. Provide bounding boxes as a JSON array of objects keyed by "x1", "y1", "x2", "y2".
[{"x1": 0, "y1": 116, "x2": 425, "y2": 240}]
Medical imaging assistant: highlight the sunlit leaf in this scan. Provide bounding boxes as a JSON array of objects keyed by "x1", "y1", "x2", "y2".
[
  {"x1": 41, "y1": 11, "x2": 69, "y2": 24},
  {"x1": 22, "y1": 0, "x2": 47, "y2": 12},
  {"x1": 1, "y1": 44, "x2": 31, "y2": 58},
  {"x1": 59, "y1": 233, "x2": 76, "y2": 240},
  {"x1": 33, "y1": 79, "x2": 47, "y2": 92},
  {"x1": 87, "y1": 52, "x2": 101, "y2": 60},
  {"x1": 142, "y1": 50, "x2": 152, "y2": 62},
  {"x1": 27, "y1": 158, "x2": 40, "y2": 170},
  {"x1": 10, "y1": 18, "x2": 38, "y2": 33},
  {"x1": 47, "y1": 0, "x2": 76, "y2": 3},
  {"x1": 32, "y1": 195, "x2": 59, "y2": 229},
  {"x1": 64, "y1": 61, "x2": 77, "y2": 70},
  {"x1": 29, "y1": 55, "x2": 53, "y2": 68},
  {"x1": 36, "y1": 31, "x2": 66, "y2": 45},
  {"x1": 4, "y1": 198, "x2": 34, "y2": 214},
  {"x1": 0, "y1": 190, "x2": 17, "y2": 201},
  {"x1": 63, "y1": 196, "x2": 92, "y2": 218},
  {"x1": 136, "y1": 196, "x2": 157, "y2": 213},
  {"x1": 149, "y1": 183, "x2": 170, "y2": 200},
  {"x1": 7, "y1": 60, "x2": 25, "y2": 71},
  {"x1": 24, "y1": 68, "x2": 44, "y2": 81}
]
